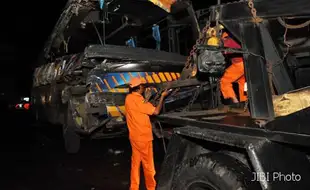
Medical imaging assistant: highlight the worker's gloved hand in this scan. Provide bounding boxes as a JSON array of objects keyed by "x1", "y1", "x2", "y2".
[
  {"x1": 161, "y1": 89, "x2": 170, "y2": 98},
  {"x1": 161, "y1": 82, "x2": 172, "y2": 97},
  {"x1": 144, "y1": 87, "x2": 153, "y2": 98}
]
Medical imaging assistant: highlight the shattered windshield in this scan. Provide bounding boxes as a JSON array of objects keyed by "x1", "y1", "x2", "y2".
[
  {"x1": 46, "y1": 0, "x2": 174, "y2": 60},
  {"x1": 50, "y1": 8, "x2": 103, "y2": 57}
]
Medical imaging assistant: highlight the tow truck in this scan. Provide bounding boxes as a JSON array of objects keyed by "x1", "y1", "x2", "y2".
[{"x1": 154, "y1": 0, "x2": 310, "y2": 189}]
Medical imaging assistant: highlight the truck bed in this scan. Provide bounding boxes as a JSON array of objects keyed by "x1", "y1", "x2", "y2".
[{"x1": 155, "y1": 106, "x2": 310, "y2": 148}]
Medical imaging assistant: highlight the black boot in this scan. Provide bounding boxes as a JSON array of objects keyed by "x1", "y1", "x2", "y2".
[{"x1": 229, "y1": 101, "x2": 246, "y2": 109}]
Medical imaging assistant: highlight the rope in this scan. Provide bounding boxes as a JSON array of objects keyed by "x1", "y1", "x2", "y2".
[
  {"x1": 91, "y1": 18, "x2": 104, "y2": 45},
  {"x1": 266, "y1": 62, "x2": 276, "y2": 95},
  {"x1": 277, "y1": 17, "x2": 310, "y2": 29},
  {"x1": 277, "y1": 17, "x2": 310, "y2": 63},
  {"x1": 157, "y1": 121, "x2": 167, "y2": 153}
]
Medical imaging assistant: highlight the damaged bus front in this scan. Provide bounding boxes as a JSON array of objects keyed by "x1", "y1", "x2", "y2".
[{"x1": 31, "y1": 0, "x2": 190, "y2": 153}]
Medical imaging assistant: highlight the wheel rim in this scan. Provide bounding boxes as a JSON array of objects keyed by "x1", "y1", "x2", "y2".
[{"x1": 188, "y1": 181, "x2": 218, "y2": 190}]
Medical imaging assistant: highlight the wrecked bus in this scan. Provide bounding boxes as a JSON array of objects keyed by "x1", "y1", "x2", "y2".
[{"x1": 31, "y1": 0, "x2": 190, "y2": 153}]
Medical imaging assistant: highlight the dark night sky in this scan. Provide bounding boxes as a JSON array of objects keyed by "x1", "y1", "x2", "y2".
[{"x1": 0, "y1": 0, "x2": 67, "y2": 97}]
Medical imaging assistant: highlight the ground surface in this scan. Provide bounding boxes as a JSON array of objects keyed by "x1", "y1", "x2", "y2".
[{"x1": 1, "y1": 109, "x2": 167, "y2": 190}]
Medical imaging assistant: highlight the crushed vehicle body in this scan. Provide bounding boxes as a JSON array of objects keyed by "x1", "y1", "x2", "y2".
[
  {"x1": 32, "y1": 44, "x2": 186, "y2": 130},
  {"x1": 152, "y1": 0, "x2": 310, "y2": 189},
  {"x1": 31, "y1": 0, "x2": 198, "y2": 153}
]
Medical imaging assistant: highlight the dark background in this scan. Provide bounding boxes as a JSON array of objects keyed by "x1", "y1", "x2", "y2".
[
  {"x1": 1, "y1": 0, "x2": 67, "y2": 98},
  {"x1": 0, "y1": 2, "x2": 176, "y2": 189},
  {"x1": 0, "y1": 0, "x2": 213, "y2": 99},
  {"x1": 2, "y1": 1, "x2": 309, "y2": 189}
]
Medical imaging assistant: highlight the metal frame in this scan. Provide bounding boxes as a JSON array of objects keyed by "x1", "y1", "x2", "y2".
[
  {"x1": 156, "y1": 109, "x2": 310, "y2": 147},
  {"x1": 207, "y1": 0, "x2": 310, "y2": 119},
  {"x1": 156, "y1": 1, "x2": 310, "y2": 189},
  {"x1": 186, "y1": 3, "x2": 200, "y2": 40},
  {"x1": 84, "y1": 44, "x2": 186, "y2": 65},
  {"x1": 258, "y1": 22, "x2": 294, "y2": 94},
  {"x1": 42, "y1": 1, "x2": 76, "y2": 60},
  {"x1": 168, "y1": 27, "x2": 180, "y2": 53},
  {"x1": 239, "y1": 22, "x2": 275, "y2": 120},
  {"x1": 246, "y1": 140, "x2": 310, "y2": 190},
  {"x1": 209, "y1": 0, "x2": 310, "y2": 22},
  {"x1": 157, "y1": 128, "x2": 310, "y2": 190}
]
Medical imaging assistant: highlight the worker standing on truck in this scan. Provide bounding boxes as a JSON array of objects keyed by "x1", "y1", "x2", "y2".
[
  {"x1": 206, "y1": 26, "x2": 247, "y2": 105},
  {"x1": 125, "y1": 77, "x2": 169, "y2": 190},
  {"x1": 220, "y1": 32, "x2": 247, "y2": 105}
]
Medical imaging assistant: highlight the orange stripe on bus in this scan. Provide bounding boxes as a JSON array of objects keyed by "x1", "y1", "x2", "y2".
[
  {"x1": 118, "y1": 106, "x2": 126, "y2": 114},
  {"x1": 146, "y1": 76, "x2": 155, "y2": 83},
  {"x1": 129, "y1": 72, "x2": 134, "y2": 79},
  {"x1": 112, "y1": 76, "x2": 119, "y2": 86},
  {"x1": 111, "y1": 76, "x2": 121, "y2": 92},
  {"x1": 138, "y1": 73, "x2": 147, "y2": 83},
  {"x1": 106, "y1": 106, "x2": 121, "y2": 117},
  {"x1": 120, "y1": 74, "x2": 127, "y2": 83},
  {"x1": 104, "y1": 79, "x2": 115, "y2": 92},
  {"x1": 164, "y1": 72, "x2": 172, "y2": 81},
  {"x1": 158, "y1": 72, "x2": 167, "y2": 82},
  {"x1": 95, "y1": 83, "x2": 103, "y2": 92},
  {"x1": 152, "y1": 72, "x2": 161, "y2": 83},
  {"x1": 170, "y1": 72, "x2": 177, "y2": 80}
]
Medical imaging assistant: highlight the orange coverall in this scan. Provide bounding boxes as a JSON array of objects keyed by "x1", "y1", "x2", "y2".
[
  {"x1": 220, "y1": 34, "x2": 247, "y2": 102},
  {"x1": 125, "y1": 92, "x2": 157, "y2": 190}
]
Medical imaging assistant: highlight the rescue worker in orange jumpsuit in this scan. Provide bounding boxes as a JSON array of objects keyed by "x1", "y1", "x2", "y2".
[
  {"x1": 125, "y1": 77, "x2": 170, "y2": 190},
  {"x1": 220, "y1": 32, "x2": 247, "y2": 105}
]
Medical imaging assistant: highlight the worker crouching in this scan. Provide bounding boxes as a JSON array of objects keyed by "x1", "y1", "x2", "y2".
[
  {"x1": 206, "y1": 27, "x2": 247, "y2": 106},
  {"x1": 220, "y1": 32, "x2": 247, "y2": 106},
  {"x1": 125, "y1": 77, "x2": 169, "y2": 190}
]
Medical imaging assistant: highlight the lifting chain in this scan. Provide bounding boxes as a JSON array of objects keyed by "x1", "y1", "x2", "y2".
[
  {"x1": 247, "y1": 0, "x2": 263, "y2": 23},
  {"x1": 183, "y1": 83, "x2": 205, "y2": 112},
  {"x1": 151, "y1": 23, "x2": 211, "y2": 106},
  {"x1": 267, "y1": 62, "x2": 276, "y2": 95},
  {"x1": 243, "y1": 99, "x2": 248, "y2": 112},
  {"x1": 247, "y1": 0, "x2": 277, "y2": 110},
  {"x1": 183, "y1": 24, "x2": 210, "y2": 72},
  {"x1": 169, "y1": 24, "x2": 210, "y2": 97},
  {"x1": 244, "y1": 0, "x2": 263, "y2": 112}
]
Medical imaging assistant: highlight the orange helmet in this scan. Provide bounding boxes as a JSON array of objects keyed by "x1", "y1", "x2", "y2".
[{"x1": 129, "y1": 77, "x2": 146, "y2": 88}]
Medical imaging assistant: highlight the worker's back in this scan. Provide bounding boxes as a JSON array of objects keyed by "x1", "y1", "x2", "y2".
[
  {"x1": 222, "y1": 35, "x2": 243, "y2": 64},
  {"x1": 125, "y1": 92, "x2": 155, "y2": 142}
]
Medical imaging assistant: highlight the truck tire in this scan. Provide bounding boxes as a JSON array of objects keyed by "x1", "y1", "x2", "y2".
[
  {"x1": 63, "y1": 106, "x2": 80, "y2": 154},
  {"x1": 171, "y1": 153, "x2": 260, "y2": 190}
]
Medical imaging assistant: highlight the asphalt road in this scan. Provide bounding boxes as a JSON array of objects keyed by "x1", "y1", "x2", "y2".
[{"x1": 1, "y1": 109, "x2": 167, "y2": 190}]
